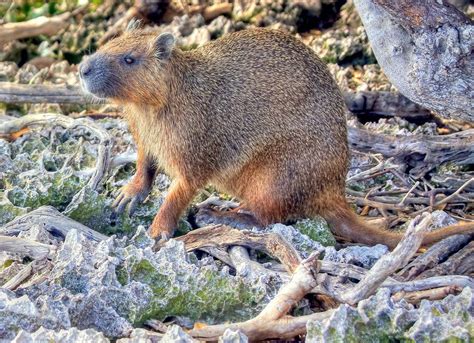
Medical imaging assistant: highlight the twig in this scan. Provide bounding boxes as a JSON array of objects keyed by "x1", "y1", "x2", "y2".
[
  {"x1": 347, "y1": 157, "x2": 397, "y2": 183},
  {"x1": 398, "y1": 181, "x2": 420, "y2": 206},
  {"x1": 433, "y1": 178, "x2": 473, "y2": 207}
]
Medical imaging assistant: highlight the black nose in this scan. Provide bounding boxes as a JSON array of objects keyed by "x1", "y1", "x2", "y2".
[{"x1": 80, "y1": 61, "x2": 92, "y2": 77}]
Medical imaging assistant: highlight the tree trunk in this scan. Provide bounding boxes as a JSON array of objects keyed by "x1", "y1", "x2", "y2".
[{"x1": 353, "y1": 0, "x2": 474, "y2": 122}]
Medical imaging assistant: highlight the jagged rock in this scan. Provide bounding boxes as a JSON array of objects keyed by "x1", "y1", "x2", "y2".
[
  {"x1": 219, "y1": 328, "x2": 249, "y2": 343},
  {"x1": 306, "y1": 287, "x2": 474, "y2": 342},
  {"x1": 264, "y1": 223, "x2": 327, "y2": 257},
  {"x1": 12, "y1": 327, "x2": 109, "y2": 343},
  {"x1": 0, "y1": 289, "x2": 68, "y2": 340},
  {"x1": 7, "y1": 228, "x2": 274, "y2": 338},
  {"x1": 161, "y1": 325, "x2": 194, "y2": 342},
  {"x1": 0, "y1": 61, "x2": 19, "y2": 82},
  {"x1": 323, "y1": 244, "x2": 388, "y2": 269},
  {"x1": 429, "y1": 210, "x2": 458, "y2": 230}
]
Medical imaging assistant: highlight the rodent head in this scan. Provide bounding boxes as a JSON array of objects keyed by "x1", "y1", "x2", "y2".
[{"x1": 79, "y1": 25, "x2": 175, "y2": 105}]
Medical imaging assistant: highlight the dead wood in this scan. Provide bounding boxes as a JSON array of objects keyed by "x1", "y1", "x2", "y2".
[
  {"x1": 0, "y1": 83, "x2": 87, "y2": 104},
  {"x1": 416, "y1": 240, "x2": 474, "y2": 279},
  {"x1": 0, "y1": 11, "x2": 76, "y2": 44},
  {"x1": 339, "y1": 213, "x2": 431, "y2": 305},
  {"x1": 0, "y1": 206, "x2": 108, "y2": 242},
  {"x1": 392, "y1": 285, "x2": 462, "y2": 304},
  {"x1": 0, "y1": 236, "x2": 55, "y2": 260},
  {"x1": 348, "y1": 127, "x2": 474, "y2": 177},
  {"x1": 2, "y1": 263, "x2": 33, "y2": 290},
  {"x1": 398, "y1": 234, "x2": 473, "y2": 280},
  {"x1": 189, "y1": 252, "x2": 335, "y2": 341},
  {"x1": 383, "y1": 275, "x2": 474, "y2": 293},
  {"x1": 344, "y1": 91, "x2": 432, "y2": 120},
  {"x1": 176, "y1": 225, "x2": 302, "y2": 273}
]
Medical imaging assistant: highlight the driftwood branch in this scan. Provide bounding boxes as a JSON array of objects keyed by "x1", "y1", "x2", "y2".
[
  {"x1": 348, "y1": 127, "x2": 474, "y2": 177},
  {"x1": 0, "y1": 83, "x2": 431, "y2": 120},
  {"x1": 0, "y1": 236, "x2": 55, "y2": 259},
  {"x1": 0, "y1": 83, "x2": 87, "y2": 104},
  {"x1": 340, "y1": 213, "x2": 431, "y2": 305},
  {"x1": 0, "y1": 206, "x2": 108, "y2": 242},
  {"x1": 0, "y1": 11, "x2": 73, "y2": 44},
  {"x1": 398, "y1": 233, "x2": 473, "y2": 280},
  {"x1": 392, "y1": 285, "x2": 462, "y2": 304},
  {"x1": 189, "y1": 253, "x2": 335, "y2": 341},
  {"x1": 176, "y1": 225, "x2": 302, "y2": 273}
]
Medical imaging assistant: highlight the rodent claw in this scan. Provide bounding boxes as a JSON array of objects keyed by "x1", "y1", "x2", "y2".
[{"x1": 128, "y1": 198, "x2": 138, "y2": 217}]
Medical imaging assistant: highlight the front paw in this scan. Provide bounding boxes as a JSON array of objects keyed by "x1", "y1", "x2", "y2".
[{"x1": 112, "y1": 181, "x2": 151, "y2": 216}]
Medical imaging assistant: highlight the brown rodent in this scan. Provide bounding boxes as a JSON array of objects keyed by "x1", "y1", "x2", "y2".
[{"x1": 79, "y1": 27, "x2": 473, "y2": 248}]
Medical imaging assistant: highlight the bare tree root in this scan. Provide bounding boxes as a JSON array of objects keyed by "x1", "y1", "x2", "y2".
[{"x1": 188, "y1": 252, "x2": 335, "y2": 341}]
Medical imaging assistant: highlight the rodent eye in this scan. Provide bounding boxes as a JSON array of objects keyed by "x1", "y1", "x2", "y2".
[{"x1": 124, "y1": 56, "x2": 135, "y2": 65}]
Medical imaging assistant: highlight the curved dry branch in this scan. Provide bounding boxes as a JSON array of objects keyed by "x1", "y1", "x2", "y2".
[
  {"x1": 340, "y1": 213, "x2": 431, "y2": 305},
  {"x1": 176, "y1": 225, "x2": 302, "y2": 273},
  {"x1": 0, "y1": 206, "x2": 108, "y2": 242},
  {"x1": 188, "y1": 253, "x2": 334, "y2": 341}
]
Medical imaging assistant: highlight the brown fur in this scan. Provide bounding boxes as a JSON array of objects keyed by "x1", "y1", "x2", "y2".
[{"x1": 82, "y1": 28, "x2": 474, "y2": 247}]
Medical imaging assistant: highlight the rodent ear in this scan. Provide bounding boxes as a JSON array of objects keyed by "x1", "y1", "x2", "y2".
[
  {"x1": 155, "y1": 32, "x2": 175, "y2": 60},
  {"x1": 126, "y1": 18, "x2": 142, "y2": 32}
]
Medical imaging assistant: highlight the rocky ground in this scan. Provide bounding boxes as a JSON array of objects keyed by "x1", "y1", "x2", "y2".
[{"x1": 0, "y1": 1, "x2": 473, "y2": 342}]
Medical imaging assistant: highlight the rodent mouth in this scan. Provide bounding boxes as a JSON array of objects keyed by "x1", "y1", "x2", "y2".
[{"x1": 79, "y1": 77, "x2": 109, "y2": 101}]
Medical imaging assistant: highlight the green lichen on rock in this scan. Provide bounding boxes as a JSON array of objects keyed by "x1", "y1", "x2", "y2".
[
  {"x1": 307, "y1": 288, "x2": 474, "y2": 343},
  {"x1": 119, "y1": 239, "x2": 269, "y2": 325},
  {"x1": 65, "y1": 187, "x2": 164, "y2": 237},
  {"x1": 294, "y1": 217, "x2": 336, "y2": 247},
  {"x1": 0, "y1": 197, "x2": 27, "y2": 224}
]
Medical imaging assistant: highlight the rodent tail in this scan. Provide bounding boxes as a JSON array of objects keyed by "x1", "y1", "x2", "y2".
[{"x1": 320, "y1": 197, "x2": 474, "y2": 250}]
